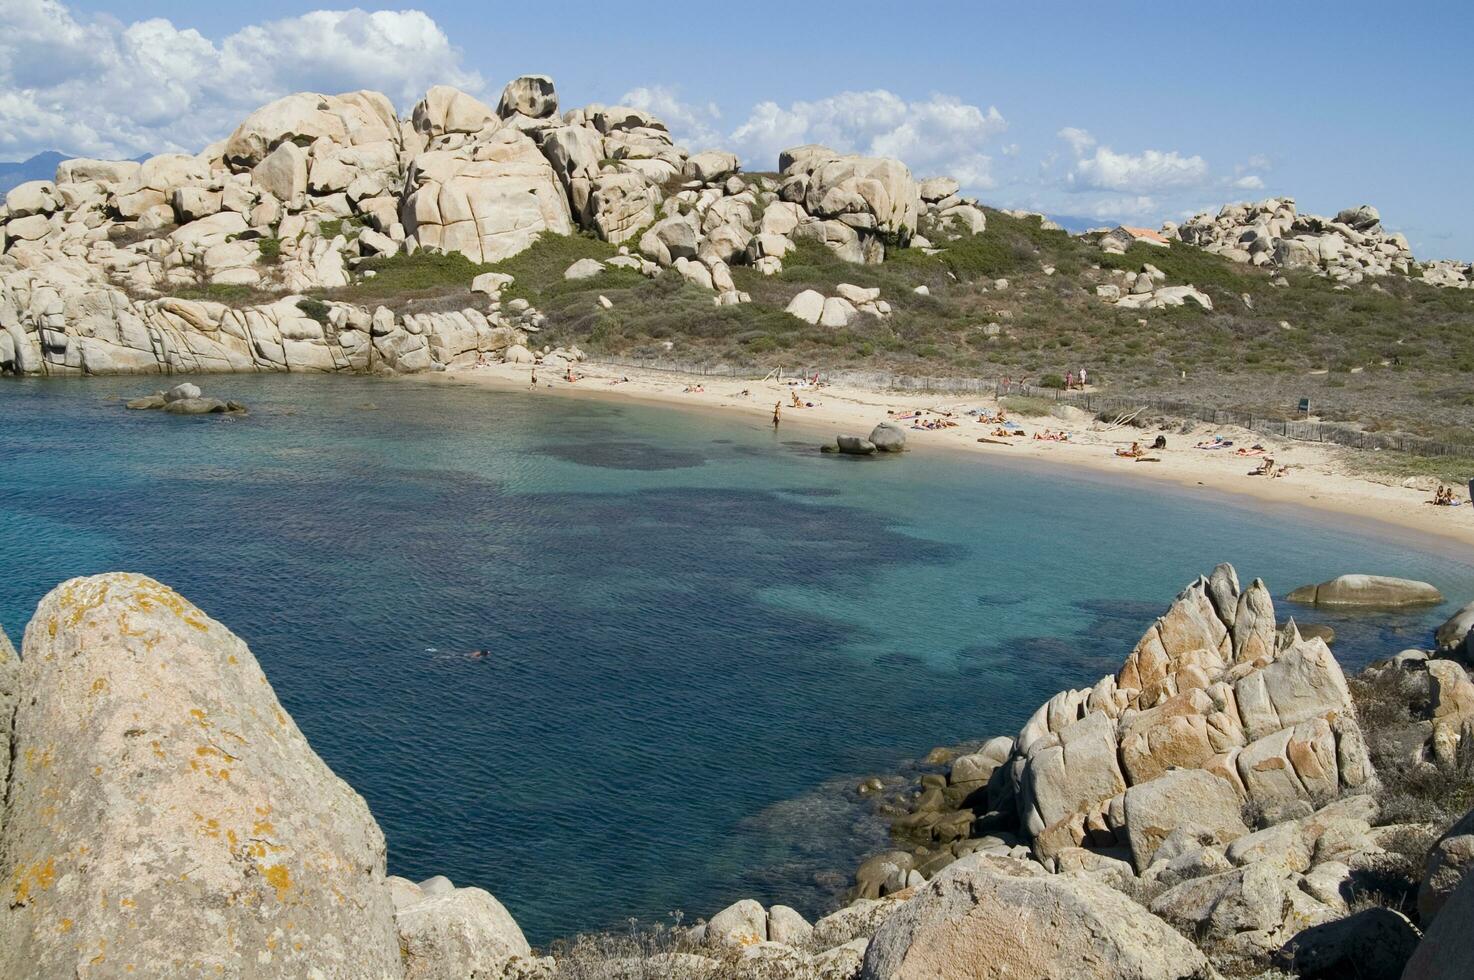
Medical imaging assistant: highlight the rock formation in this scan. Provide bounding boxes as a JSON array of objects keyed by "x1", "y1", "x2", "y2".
[
  {"x1": 3, "y1": 566, "x2": 1474, "y2": 978},
  {"x1": 2, "y1": 71, "x2": 1466, "y2": 378},
  {"x1": 0, "y1": 74, "x2": 941, "y2": 377},
  {"x1": 1162, "y1": 197, "x2": 1472, "y2": 288}
]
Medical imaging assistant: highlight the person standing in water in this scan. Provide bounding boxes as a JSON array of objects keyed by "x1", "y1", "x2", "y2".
[
  {"x1": 530, "y1": 367, "x2": 537, "y2": 387},
  {"x1": 773, "y1": 401, "x2": 782, "y2": 428}
]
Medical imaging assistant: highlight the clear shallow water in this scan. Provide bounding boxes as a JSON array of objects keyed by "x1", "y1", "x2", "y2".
[{"x1": 2, "y1": 374, "x2": 1470, "y2": 944}]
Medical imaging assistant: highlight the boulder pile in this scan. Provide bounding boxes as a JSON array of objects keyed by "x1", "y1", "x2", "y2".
[
  {"x1": 1097, "y1": 261, "x2": 1213, "y2": 311},
  {"x1": 125, "y1": 380, "x2": 246, "y2": 415},
  {"x1": 0, "y1": 74, "x2": 937, "y2": 377},
  {"x1": 785, "y1": 284, "x2": 892, "y2": 327},
  {"x1": 1166, "y1": 197, "x2": 1422, "y2": 286}
]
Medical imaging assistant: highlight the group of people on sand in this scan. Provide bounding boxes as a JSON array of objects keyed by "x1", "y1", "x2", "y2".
[
  {"x1": 684, "y1": 383, "x2": 705, "y2": 393},
  {"x1": 1064, "y1": 367, "x2": 1090, "y2": 390},
  {"x1": 1429, "y1": 485, "x2": 1464, "y2": 506},
  {"x1": 1033, "y1": 429, "x2": 1071, "y2": 442},
  {"x1": 1249, "y1": 457, "x2": 1291, "y2": 478}
]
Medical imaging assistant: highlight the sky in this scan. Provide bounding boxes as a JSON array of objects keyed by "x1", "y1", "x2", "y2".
[{"x1": 3, "y1": 0, "x2": 1471, "y2": 257}]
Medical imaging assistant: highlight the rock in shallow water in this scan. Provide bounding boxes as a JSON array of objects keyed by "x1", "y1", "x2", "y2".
[{"x1": 1287, "y1": 574, "x2": 1443, "y2": 608}]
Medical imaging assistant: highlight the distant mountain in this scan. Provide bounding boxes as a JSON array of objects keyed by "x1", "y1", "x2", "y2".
[
  {"x1": 1044, "y1": 213, "x2": 1119, "y2": 234},
  {"x1": 0, "y1": 151, "x2": 68, "y2": 196}
]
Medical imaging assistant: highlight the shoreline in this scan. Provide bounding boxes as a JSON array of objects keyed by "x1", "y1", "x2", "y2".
[{"x1": 414, "y1": 361, "x2": 1474, "y2": 558}]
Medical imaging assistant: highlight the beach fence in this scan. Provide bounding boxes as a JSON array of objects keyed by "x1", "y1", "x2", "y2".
[{"x1": 584, "y1": 357, "x2": 1474, "y2": 460}]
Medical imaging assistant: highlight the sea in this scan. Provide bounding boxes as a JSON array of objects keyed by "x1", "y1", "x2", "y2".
[{"x1": 2, "y1": 373, "x2": 1469, "y2": 944}]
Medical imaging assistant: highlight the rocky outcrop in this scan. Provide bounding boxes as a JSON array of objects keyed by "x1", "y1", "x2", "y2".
[
  {"x1": 858, "y1": 564, "x2": 1394, "y2": 973},
  {"x1": 1288, "y1": 574, "x2": 1443, "y2": 608},
  {"x1": 1169, "y1": 197, "x2": 1425, "y2": 286},
  {"x1": 401, "y1": 127, "x2": 574, "y2": 264},
  {"x1": 784, "y1": 284, "x2": 892, "y2": 326},
  {"x1": 1101, "y1": 260, "x2": 1213, "y2": 312},
  {"x1": 2, "y1": 73, "x2": 968, "y2": 375}
]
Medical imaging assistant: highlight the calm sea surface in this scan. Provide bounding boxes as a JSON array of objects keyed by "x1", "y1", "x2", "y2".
[{"x1": 2, "y1": 374, "x2": 1469, "y2": 943}]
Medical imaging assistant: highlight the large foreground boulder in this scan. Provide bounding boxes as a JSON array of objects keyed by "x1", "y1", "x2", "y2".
[
  {"x1": 0, "y1": 626, "x2": 17, "y2": 840},
  {"x1": 389, "y1": 877, "x2": 534, "y2": 980},
  {"x1": 0, "y1": 574, "x2": 403, "y2": 978},
  {"x1": 859, "y1": 855, "x2": 1213, "y2": 979},
  {"x1": 1403, "y1": 859, "x2": 1474, "y2": 979},
  {"x1": 1287, "y1": 575, "x2": 1443, "y2": 608}
]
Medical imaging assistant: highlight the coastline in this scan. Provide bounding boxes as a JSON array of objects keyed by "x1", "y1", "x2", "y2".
[{"x1": 414, "y1": 361, "x2": 1474, "y2": 557}]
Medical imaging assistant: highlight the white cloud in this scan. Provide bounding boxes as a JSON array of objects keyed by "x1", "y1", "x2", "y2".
[
  {"x1": 0, "y1": 0, "x2": 482, "y2": 158},
  {"x1": 726, "y1": 90, "x2": 1007, "y2": 188},
  {"x1": 1056, "y1": 127, "x2": 1096, "y2": 156},
  {"x1": 619, "y1": 85, "x2": 723, "y2": 149},
  {"x1": 1083, "y1": 195, "x2": 1159, "y2": 221},
  {"x1": 1232, "y1": 175, "x2": 1265, "y2": 190},
  {"x1": 1067, "y1": 145, "x2": 1209, "y2": 194}
]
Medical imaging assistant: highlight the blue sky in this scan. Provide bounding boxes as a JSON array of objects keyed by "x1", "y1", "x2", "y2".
[{"x1": 8, "y1": 0, "x2": 1472, "y2": 256}]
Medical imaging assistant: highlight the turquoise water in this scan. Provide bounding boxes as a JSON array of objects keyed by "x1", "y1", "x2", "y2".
[{"x1": 2, "y1": 374, "x2": 1470, "y2": 943}]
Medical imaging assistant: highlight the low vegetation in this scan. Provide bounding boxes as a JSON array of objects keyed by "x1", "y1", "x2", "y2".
[{"x1": 271, "y1": 207, "x2": 1474, "y2": 442}]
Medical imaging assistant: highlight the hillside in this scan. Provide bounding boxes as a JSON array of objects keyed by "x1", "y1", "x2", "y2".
[{"x1": 1, "y1": 74, "x2": 1472, "y2": 445}]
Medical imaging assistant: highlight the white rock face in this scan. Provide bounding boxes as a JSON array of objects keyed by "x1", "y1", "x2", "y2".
[
  {"x1": 224, "y1": 90, "x2": 400, "y2": 167},
  {"x1": 786, "y1": 289, "x2": 827, "y2": 324},
  {"x1": 402, "y1": 128, "x2": 574, "y2": 263},
  {"x1": 0, "y1": 574, "x2": 404, "y2": 978},
  {"x1": 412, "y1": 85, "x2": 498, "y2": 138}
]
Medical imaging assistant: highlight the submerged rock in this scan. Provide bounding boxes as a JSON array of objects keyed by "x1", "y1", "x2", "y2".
[
  {"x1": 836, "y1": 435, "x2": 877, "y2": 455},
  {"x1": 0, "y1": 573, "x2": 403, "y2": 978}
]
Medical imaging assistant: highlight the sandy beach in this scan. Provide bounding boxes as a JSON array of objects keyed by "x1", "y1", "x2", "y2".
[{"x1": 421, "y1": 361, "x2": 1474, "y2": 555}]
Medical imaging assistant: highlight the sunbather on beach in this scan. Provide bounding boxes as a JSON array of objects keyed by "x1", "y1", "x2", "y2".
[{"x1": 1116, "y1": 441, "x2": 1144, "y2": 459}]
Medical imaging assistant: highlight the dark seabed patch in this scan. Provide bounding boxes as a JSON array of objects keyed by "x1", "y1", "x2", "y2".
[{"x1": 532, "y1": 440, "x2": 709, "y2": 471}]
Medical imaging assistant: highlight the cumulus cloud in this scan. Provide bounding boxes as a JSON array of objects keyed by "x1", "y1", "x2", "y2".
[
  {"x1": 1053, "y1": 127, "x2": 1209, "y2": 196},
  {"x1": 0, "y1": 0, "x2": 483, "y2": 158},
  {"x1": 619, "y1": 85, "x2": 723, "y2": 149},
  {"x1": 1067, "y1": 145, "x2": 1209, "y2": 194},
  {"x1": 1083, "y1": 195, "x2": 1159, "y2": 221},
  {"x1": 726, "y1": 90, "x2": 1007, "y2": 188},
  {"x1": 1232, "y1": 174, "x2": 1265, "y2": 190},
  {"x1": 1056, "y1": 127, "x2": 1096, "y2": 156}
]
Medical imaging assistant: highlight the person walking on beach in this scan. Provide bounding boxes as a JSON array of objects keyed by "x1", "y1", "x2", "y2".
[
  {"x1": 1078, "y1": 367, "x2": 1088, "y2": 389},
  {"x1": 1066, "y1": 369, "x2": 1075, "y2": 390},
  {"x1": 530, "y1": 367, "x2": 537, "y2": 387},
  {"x1": 773, "y1": 401, "x2": 782, "y2": 428}
]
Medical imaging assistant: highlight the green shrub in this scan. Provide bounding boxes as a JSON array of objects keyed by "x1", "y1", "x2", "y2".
[
  {"x1": 350, "y1": 250, "x2": 496, "y2": 295},
  {"x1": 1037, "y1": 373, "x2": 1066, "y2": 389},
  {"x1": 296, "y1": 298, "x2": 331, "y2": 324}
]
